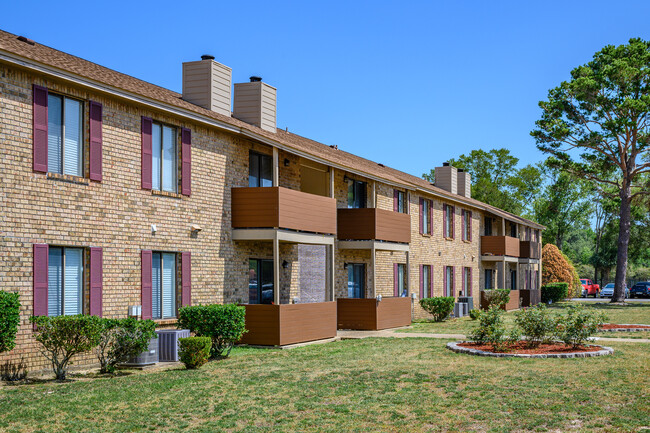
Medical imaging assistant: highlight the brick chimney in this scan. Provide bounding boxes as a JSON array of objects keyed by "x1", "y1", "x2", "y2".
[
  {"x1": 182, "y1": 55, "x2": 232, "y2": 117},
  {"x1": 233, "y1": 76, "x2": 277, "y2": 132}
]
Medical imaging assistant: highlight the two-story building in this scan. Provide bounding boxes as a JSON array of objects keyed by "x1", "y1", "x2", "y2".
[{"x1": 0, "y1": 29, "x2": 543, "y2": 370}]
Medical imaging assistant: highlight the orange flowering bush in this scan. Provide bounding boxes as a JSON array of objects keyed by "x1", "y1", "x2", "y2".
[{"x1": 541, "y1": 244, "x2": 581, "y2": 297}]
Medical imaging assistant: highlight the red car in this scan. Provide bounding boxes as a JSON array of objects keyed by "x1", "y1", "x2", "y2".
[{"x1": 581, "y1": 279, "x2": 600, "y2": 297}]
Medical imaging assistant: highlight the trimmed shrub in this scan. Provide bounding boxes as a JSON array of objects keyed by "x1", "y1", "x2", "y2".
[
  {"x1": 482, "y1": 289, "x2": 511, "y2": 309},
  {"x1": 96, "y1": 318, "x2": 157, "y2": 374},
  {"x1": 468, "y1": 306, "x2": 507, "y2": 351},
  {"x1": 541, "y1": 283, "x2": 569, "y2": 303},
  {"x1": 0, "y1": 291, "x2": 20, "y2": 354},
  {"x1": 30, "y1": 315, "x2": 103, "y2": 381},
  {"x1": 178, "y1": 337, "x2": 212, "y2": 369},
  {"x1": 469, "y1": 309, "x2": 481, "y2": 320},
  {"x1": 542, "y1": 244, "x2": 580, "y2": 296},
  {"x1": 514, "y1": 304, "x2": 557, "y2": 346},
  {"x1": 177, "y1": 304, "x2": 247, "y2": 358},
  {"x1": 419, "y1": 297, "x2": 455, "y2": 322},
  {"x1": 556, "y1": 305, "x2": 607, "y2": 347}
]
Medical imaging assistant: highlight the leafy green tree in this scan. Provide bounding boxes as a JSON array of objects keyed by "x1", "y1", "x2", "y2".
[
  {"x1": 422, "y1": 148, "x2": 542, "y2": 215},
  {"x1": 532, "y1": 38, "x2": 650, "y2": 302}
]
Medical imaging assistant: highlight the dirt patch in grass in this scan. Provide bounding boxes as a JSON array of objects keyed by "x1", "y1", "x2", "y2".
[
  {"x1": 600, "y1": 323, "x2": 650, "y2": 330},
  {"x1": 458, "y1": 341, "x2": 602, "y2": 354}
]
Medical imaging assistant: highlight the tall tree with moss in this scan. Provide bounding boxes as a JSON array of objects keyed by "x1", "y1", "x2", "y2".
[{"x1": 532, "y1": 38, "x2": 650, "y2": 302}]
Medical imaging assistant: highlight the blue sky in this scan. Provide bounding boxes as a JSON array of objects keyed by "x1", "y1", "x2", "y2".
[{"x1": 4, "y1": 0, "x2": 650, "y2": 178}]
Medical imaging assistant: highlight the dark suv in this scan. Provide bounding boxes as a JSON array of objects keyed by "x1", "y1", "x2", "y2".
[{"x1": 629, "y1": 282, "x2": 650, "y2": 298}]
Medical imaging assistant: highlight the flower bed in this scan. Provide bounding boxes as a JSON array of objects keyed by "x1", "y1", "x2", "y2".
[
  {"x1": 600, "y1": 323, "x2": 650, "y2": 332},
  {"x1": 447, "y1": 341, "x2": 613, "y2": 358}
]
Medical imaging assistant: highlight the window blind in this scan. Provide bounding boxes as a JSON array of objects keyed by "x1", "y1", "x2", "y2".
[
  {"x1": 63, "y1": 98, "x2": 82, "y2": 176},
  {"x1": 151, "y1": 252, "x2": 161, "y2": 319},
  {"x1": 64, "y1": 248, "x2": 83, "y2": 315},
  {"x1": 151, "y1": 124, "x2": 161, "y2": 191},
  {"x1": 162, "y1": 253, "x2": 176, "y2": 318},
  {"x1": 162, "y1": 126, "x2": 176, "y2": 192},
  {"x1": 47, "y1": 95, "x2": 63, "y2": 174},
  {"x1": 48, "y1": 247, "x2": 63, "y2": 316}
]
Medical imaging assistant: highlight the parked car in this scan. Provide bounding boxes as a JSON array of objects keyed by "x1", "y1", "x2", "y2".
[
  {"x1": 600, "y1": 283, "x2": 629, "y2": 298},
  {"x1": 580, "y1": 279, "x2": 600, "y2": 297},
  {"x1": 629, "y1": 282, "x2": 650, "y2": 298}
]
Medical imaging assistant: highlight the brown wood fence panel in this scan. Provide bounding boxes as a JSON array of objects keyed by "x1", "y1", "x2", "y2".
[
  {"x1": 337, "y1": 208, "x2": 410, "y2": 243},
  {"x1": 481, "y1": 236, "x2": 520, "y2": 257},
  {"x1": 278, "y1": 302, "x2": 337, "y2": 345}
]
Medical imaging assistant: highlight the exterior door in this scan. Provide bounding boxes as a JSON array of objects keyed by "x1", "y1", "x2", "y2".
[
  {"x1": 347, "y1": 263, "x2": 365, "y2": 298},
  {"x1": 510, "y1": 270, "x2": 517, "y2": 291},
  {"x1": 249, "y1": 259, "x2": 274, "y2": 304}
]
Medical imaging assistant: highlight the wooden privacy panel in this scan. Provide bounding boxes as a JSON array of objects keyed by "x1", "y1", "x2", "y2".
[
  {"x1": 480, "y1": 290, "x2": 521, "y2": 311},
  {"x1": 239, "y1": 302, "x2": 337, "y2": 346},
  {"x1": 520, "y1": 289, "x2": 541, "y2": 307},
  {"x1": 232, "y1": 187, "x2": 337, "y2": 235},
  {"x1": 337, "y1": 208, "x2": 411, "y2": 243},
  {"x1": 480, "y1": 236, "x2": 520, "y2": 257},
  {"x1": 337, "y1": 297, "x2": 411, "y2": 330},
  {"x1": 519, "y1": 241, "x2": 541, "y2": 259}
]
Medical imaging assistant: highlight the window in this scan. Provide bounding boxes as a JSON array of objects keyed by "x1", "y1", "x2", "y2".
[
  {"x1": 395, "y1": 263, "x2": 407, "y2": 297},
  {"x1": 484, "y1": 217, "x2": 493, "y2": 236},
  {"x1": 421, "y1": 199, "x2": 432, "y2": 235},
  {"x1": 47, "y1": 94, "x2": 83, "y2": 177},
  {"x1": 151, "y1": 123, "x2": 177, "y2": 192},
  {"x1": 151, "y1": 252, "x2": 177, "y2": 319},
  {"x1": 484, "y1": 269, "x2": 494, "y2": 290},
  {"x1": 249, "y1": 259, "x2": 274, "y2": 304},
  {"x1": 510, "y1": 223, "x2": 517, "y2": 238},
  {"x1": 249, "y1": 151, "x2": 273, "y2": 187},
  {"x1": 394, "y1": 190, "x2": 406, "y2": 213},
  {"x1": 463, "y1": 267, "x2": 472, "y2": 296},
  {"x1": 462, "y1": 210, "x2": 472, "y2": 241},
  {"x1": 510, "y1": 270, "x2": 517, "y2": 291},
  {"x1": 444, "y1": 266, "x2": 454, "y2": 297},
  {"x1": 47, "y1": 247, "x2": 84, "y2": 316},
  {"x1": 443, "y1": 204, "x2": 454, "y2": 238},
  {"x1": 421, "y1": 265, "x2": 432, "y2": 298},
  {"x1": 347, "y1": 263, "x2": 365, "y2": 298},
  {"x1": 347, "y1": 179, "x2": 367, "y2": 209}
]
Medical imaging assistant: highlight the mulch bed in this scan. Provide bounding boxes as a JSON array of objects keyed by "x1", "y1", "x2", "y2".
[
  {"x1": 458, "y1": 341, "x2": 601, "y2": 355},
  {"x1": 600, "y1": 324, "x2": 650, "y2": 330}
]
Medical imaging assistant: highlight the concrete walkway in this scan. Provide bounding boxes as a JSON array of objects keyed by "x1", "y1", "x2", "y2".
[{"x1": 337, "y1": 329, "x2": 650, "y2": 344}]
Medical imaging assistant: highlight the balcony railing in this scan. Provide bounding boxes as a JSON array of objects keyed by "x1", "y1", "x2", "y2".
[
  {"x1": 231, "y1": 187, "x2": 337, "y2": 235},
  {"x1": 519, "y1": 241, "x2": 541, "y2": 259},
  {"x1": 337, "y1": 208, "x2": 411, "y2": 244},
  {"x1": 480, "y1": 235, "x2": 520, "y2": 257}
]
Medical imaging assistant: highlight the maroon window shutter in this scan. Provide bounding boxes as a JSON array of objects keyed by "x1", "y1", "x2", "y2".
[
  {"x1": 462, "y1": 267, "x2": 466, "y2": 296},
  {"x1": 181, "y1": 251, "x2": 191, "y2": 306},
  {"x1": 33, "y1": 244, "x2": 49, "y2": 317},
  {"x1": 442, "y1": 204, "x2": 447, "y2": 237},
  {"x1": 393, "y1": 190, "x2": 399, "y2": 212},
  {"x1": 452, "y1": 267, "x2": 456, "y2": 298},
  {"x1": 461, "y1": 210, "x2": 466, "y2": 240},
  {"x1": 419, "y1": 198, "x2": 424, "y2": 234},
  {"x1": 468, "y1": 211, "x2": 473, "y2": 242},
  {"x1": 419, "y1": 265, "x2": 424, "y2": 298},
  {"x1": 141, "y1": 117, "x2": 153, "y2": 190},
  {"x1": 141, "y1": 250, "x2": 153, "y2": 319},
  {"x1": 443, "y1": 266, "x2": 447, "y2": 297},
  {"x1": 428, "y1": 201, "x2": 433, "y2": 235},
  {"x1": 89, "y1": 101, "x2": 103, "y2": 181},
  {"x1": 430, "y1": 264, "x2": 434, "y2": 297},
  {"x1": 33, "y1": 85, "x2": 48, "y2": 173},
  {"x1": 393, "y1": 263, "x2": 398, "y2": 296},
  {"x1": 181, "y1": 128, "x2": 191, "y2": 196},
  {"x1": 451, "y1": 206, "x2": 456, "y2": 239},
  {"x1": 89, "y1": 247, "x2": 103, "y2": 316}
]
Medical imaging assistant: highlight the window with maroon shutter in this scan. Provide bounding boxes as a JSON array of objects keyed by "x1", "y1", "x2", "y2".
[
  {"x1": 141, "y1": 117, "x2": 153, "y2": 190},
  {"x1": 393, "y1": 263, "x2": 399, "y2": 296},
  {"x1": 181, "y1": 128, "x2": 191, "y2": 196},
  {"x1": 89, "y1": 101, "x2": 103, "y2": 181},
  {"x1": 181, "y1": 252, "x2": 191, "y2": 306},
  {"x1": 141, "y1": 250, "x2": 153, "y2": 319},
  {"x1": 33, "y1": 244, "x2": 49, "y2": 317},
  {"x1": 419, "y1": 199, "x2": 424, "y2": 234},
  {"x1": 419, "y1": 265, "x2": 424, "y2": 298},
  {"x1": 32, "y1": 85, "x2": 48, "y2": 173},
  {"x1": 393, "y1": 190, "x2": 399, "y2": 212},
  {"x1": 89, "y1": 247, "x2": 103, "y2": 316}
]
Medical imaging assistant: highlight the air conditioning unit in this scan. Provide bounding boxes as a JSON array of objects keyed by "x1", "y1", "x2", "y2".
[
  {"x1": 458, "y1": 296, "x2": 474, "y2": 311},
  {"x1": 122, "y1": 336, "x2": 159, "y2": 366},
  {"x1": 156, "y1": 329, "x2": 191, "y2": 362},
  {"x1": 454, "y1": 303, "x2": 465, "y2": 318}
]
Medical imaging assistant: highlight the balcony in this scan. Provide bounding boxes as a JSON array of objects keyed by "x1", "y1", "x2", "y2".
[
  {"x1": 232, "y1": 187, "x2": 337, "y2": 235},
  {"x1": 337, "y1": 208, "x2": 411, "y2": 244},
  {"x1": 480, "y1": 235, "x2": 520, "y2": 257},
  {"x1": 336, "y1": 297, "x2": 411, "y2": 330},
  {"x1": 519, "y1": 241, "x2": 541, "y2": 259}
]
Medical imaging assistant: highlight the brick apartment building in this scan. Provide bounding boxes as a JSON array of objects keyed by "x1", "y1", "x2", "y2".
[{"x1": 0, "y1": 29, "x2": 543, "y2": 370}]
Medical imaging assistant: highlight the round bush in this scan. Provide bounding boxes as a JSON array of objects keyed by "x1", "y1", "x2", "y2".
[
  {"x1": 419, "y1": 297, "x2": 454, "y2": 322},
  {"x1": 179, "y1": 337, "x2": 212, "y2": 369}
]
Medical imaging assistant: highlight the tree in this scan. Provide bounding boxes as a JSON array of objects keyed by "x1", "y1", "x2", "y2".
[
  {"x1": 422, "y1": 148, "x2": 542, "y2": 215},
  {"x1": 532, "y1": 163, "x2": 593, "y2": 250},
  {"x1": 532, "y1": 38, "x2": 650, "y2": 302}
]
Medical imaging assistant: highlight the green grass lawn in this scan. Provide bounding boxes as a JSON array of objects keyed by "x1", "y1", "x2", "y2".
[
  {"x1": 400, "y1": 301, "x2": 650, "y2": 335},
  {"x1": 1, "y1": 337, "x2": 649, "y2": 432}
]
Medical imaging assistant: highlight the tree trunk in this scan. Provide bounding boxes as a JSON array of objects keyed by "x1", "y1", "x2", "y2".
[{"x1": 612, "y1": 184, "x2": 632, "y2": 303}]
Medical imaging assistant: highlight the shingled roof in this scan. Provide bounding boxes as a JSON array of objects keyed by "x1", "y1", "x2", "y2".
[{"x1": 0, "y1": 29, "x2": 544, "y2": 229}]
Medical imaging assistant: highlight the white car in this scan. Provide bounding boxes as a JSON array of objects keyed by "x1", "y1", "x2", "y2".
[{"x1": 600, "y1": 283, "x2": 630, "y2": 298}]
